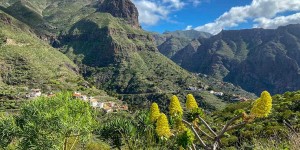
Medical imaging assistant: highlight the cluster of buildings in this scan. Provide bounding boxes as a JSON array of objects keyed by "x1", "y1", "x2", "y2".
[
  {"x1": 187, "y1": 86, "x2": 208, "y2": 92},
  {"x1": 25, "y1": 89, "x2": 128, "y2": 113},
  {"x1": 25, "y1": 89, "x2": 42, "y2": 98},
  {"x1": 209, "y1": 90, "x2": 224, "y2": 96},
  {"x1": 72, "y1": 92, "x2": 128, "y2": 113},
  {"x1": 187, "y1": 86, "x2": 249, "y2": 102}
]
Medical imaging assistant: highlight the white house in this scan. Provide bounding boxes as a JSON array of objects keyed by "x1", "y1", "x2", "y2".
[
  {"x1": 30, "y1": 89, "x2": 42, "y2": 98},
  {"x1": 90, "y1": 100, "x2": 98, "y2": 108},
  {"x1": 98, "y1": 102, "x2": 104, "y2": 109},
  {"x1": 80, "y1": 95, "x2": 88, "y2": 101},
  {"x1": 214, "y1": 92, "x2": 224, "y2": 96}
]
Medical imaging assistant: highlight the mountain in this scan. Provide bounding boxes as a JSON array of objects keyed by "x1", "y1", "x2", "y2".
[
  {"x1": 0, "y1": 10, "x2": 84, "y2": 100},
  {"x1": 152, "y1": 30, "x2": 212, "y2": 58},
  {"x1": 175, "y1": 24, "x2": 300, "y2": 95},
  {"x1": 0, "y1": 0, "x2": 255, "y2": 108},
  {"x1": 0, "y1": 0, "x2": 199, "y2": 94}
]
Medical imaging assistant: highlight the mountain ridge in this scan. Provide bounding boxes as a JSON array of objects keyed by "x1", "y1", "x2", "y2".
[
  {"x1": 167, "y1": 24, "x2": 300, "y2": 95},
  {"x1": 0, "y1": 0, "x2": 255, "y2": 108}
]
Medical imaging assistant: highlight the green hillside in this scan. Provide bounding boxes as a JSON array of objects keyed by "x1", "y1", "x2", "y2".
[
  {"x1": 152, "y1": 30, "x2": 212, "y2": 58},
  {"x1": 0, "y1": 0, "x2": 255, "y2": 108},
  {"x1": 176, "y1": 26, "x2": 300, "y2": 95},
  {"x1": 59, "y1": 12, "x2": 197, "y2": 94},
  {"x1": 0, "y1": 10, "x2": 84, "y2": 100}
]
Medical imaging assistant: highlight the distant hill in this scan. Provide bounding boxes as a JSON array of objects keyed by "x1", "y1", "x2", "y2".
[
  {"x1": 163, "y1": 30, "x2": 212, "y2": 39},
  {"x1": 152, "y1": 30, "x2": 212, "y2": 58},
  {"x1": 173, "y1": 24, "x2": 300, "y2": 95}
]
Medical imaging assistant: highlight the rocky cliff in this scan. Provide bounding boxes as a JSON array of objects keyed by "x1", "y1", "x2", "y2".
[
  {"x1": 97, "y1": 0, "x2": 140, "y2": 28},
  {"x1": 177, "y1": 24, "x2": 300, "y2": 95}
]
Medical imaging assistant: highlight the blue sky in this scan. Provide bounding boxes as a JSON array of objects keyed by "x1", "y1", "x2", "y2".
[{"x1": 132, "y1": 0, "x2": 300, "y2": 34}]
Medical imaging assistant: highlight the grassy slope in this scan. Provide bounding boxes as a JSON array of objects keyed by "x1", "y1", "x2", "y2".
[{"x1": 0, "y1": 11, "x2": 112, "y2": 102}]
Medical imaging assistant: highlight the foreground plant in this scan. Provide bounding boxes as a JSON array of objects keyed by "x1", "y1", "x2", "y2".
[
  {"x1": 0, "y1": 92, "x2": 96, "y2": 150},
  {"x1": 150, "y1": 91, "x2": 273, "y2": 150}
]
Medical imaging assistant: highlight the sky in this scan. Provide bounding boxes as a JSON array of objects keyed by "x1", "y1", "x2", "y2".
[{"x1": 132, "y1": 0, "x2": 300, "y2": 34}]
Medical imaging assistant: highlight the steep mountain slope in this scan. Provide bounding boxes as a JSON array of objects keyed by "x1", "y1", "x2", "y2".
[
  {"x1": 0, "y1": 0, "x2": 255, "y2": 106},
  {"x1": 58, "y1": 11, "x2": 198, "y2": 94},
  {"x1": 0, "y1": 0, "x2": 98, "y2": 38},
  {"x1": 152, "y1": 30, "x2": 212, "y2": 58},
  {"x1": 178, "y1": 25, "x2": 300, "y2": 95},
  {"x1": 0, "y1": 10, "x2": 84, "y2": 99},
  {"x1": 172, "y1": 39, "x2": 201, "y2": 65}
]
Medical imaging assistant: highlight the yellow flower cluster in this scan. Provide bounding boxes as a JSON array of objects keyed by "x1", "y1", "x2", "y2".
[
  {"x1": 150, "y1": 103, "x2": 160, "y2": 123},
  {"x1": 156, "y1": 113, "x2": 172, "y2": 139},
  {"x1": 186, "y1": 94, "x2": 198, "y2": 111},
  {"x1": 250, "y1": 91, "x2": 272, "y2": 118},
  {"x1": 169, "y1": 95, "x2": 183, "y2": 118}
]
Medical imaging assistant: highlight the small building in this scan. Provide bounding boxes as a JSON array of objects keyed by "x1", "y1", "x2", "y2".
[
  {"x1": 90, "y1": 99, "x2": 98, "y2": 108},
  {"x1": 98, "y1": 102, "x2": 104, "y2": 109},
  {"x1": 188, "y1": 86, "x2": 198, "y2": 91},
  {"x1": 105, "y1": 108, "x2": 113, "y2": 113},
  {"x1": 120, "y1": 105, "x2": 128, "y2": 111},
  {"x1": 73, "y1": 92, "x2": 81, "y2": 98},
  {"x1": 214, "y1": 92, "x2": 224, "y2": 96},
  {"x1": 80, "y1": 95, "x2": 88, "y2": 101},
  {"x1": 29, "y1": 89, "x2": 42, "y2": 98}
]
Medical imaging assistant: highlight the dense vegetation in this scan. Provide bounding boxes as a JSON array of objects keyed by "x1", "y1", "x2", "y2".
[
  {"x1": 1, "y1": 90, "x2": 299, "y2": 149},
  {"x1": 0, "y1": 1, "x2": 299, "y2": 149}
]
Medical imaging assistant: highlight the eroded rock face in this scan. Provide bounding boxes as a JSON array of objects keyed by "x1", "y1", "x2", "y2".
[
  {"x1": 98, "y1": 0, "x2": 140, "y2": 28},
  {"x1": 177, "y1": 24, "x2": 300, "y2": 95}
]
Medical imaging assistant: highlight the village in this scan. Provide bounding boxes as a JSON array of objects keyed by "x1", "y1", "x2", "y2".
[
  {"x1": 25, "y1": 89, "x2": 128, "y2": 113},
  {"x1": 24, "y1": 85, "x2": 248, "y2": 114},
  {"x1": 187, "y1": 86, "x2": 249, "y2": 102}
]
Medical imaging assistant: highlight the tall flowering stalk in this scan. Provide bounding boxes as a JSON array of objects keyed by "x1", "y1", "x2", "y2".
[
  {"x1": 150, "y1": 92, "x2": 273, "y2": 150},
  {"x1": 250, "y1": 91, "x2": 272, "y2": 118},
  {"x1": 169, "y1": 95, "x2": 183, "y2": 118},
  {"x1": 155, "y1": 113, "x2": 172, "y2": 139},
  {"x1": 186, "y1": 94, "x2": 198, "y2": 111},
  {"x1": 150, "y1": 103, "x2": 160, "y2": 123}
]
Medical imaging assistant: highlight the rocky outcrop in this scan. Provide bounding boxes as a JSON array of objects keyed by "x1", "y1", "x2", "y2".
[{"x1": 98, "y1": 0, "x2": 140, "y2": 28}]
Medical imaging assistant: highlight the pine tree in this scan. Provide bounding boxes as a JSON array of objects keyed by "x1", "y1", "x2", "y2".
[
  {"x1": 186, "y1": 94, "x2": 198, "y2": 111},
  {"x1": 150, "y1": 103, "x2": 160, "y2": 123},
  {"x1": 155, "y1": 113, "x2": 172, "y2": 139},
  {"x1": 250, "y1": 91, "x2": 272, "y2": 118},
  {"x1": 169, "y1": 95, "x2": 183, "y2": 118}
]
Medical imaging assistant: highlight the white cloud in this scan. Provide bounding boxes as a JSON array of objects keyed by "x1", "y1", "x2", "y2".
[
  {"x1": 185, "y1": 25, "x2": 193, "y2": 30},
  {"x1": 194, "y1": 0, "x2": 300, "y2": 34},
  {"x1": 133, "y1": 0, "x2": 168, "y2": 25},
  {"x1": 254, "y1": 13, "x2": 300, "y2": 29},
  {"x1": 162, "y1": 0, "x2": 185, "y2": 9},
  {"x1": 192, "y1": 0, "x2": 201, "y2": 7},
  {"x1": 133, "y1": 0, "x2": 185, "y2": 25},
  {"x1": 133, "y1": 0, "x2": 202, "y2": 26}
]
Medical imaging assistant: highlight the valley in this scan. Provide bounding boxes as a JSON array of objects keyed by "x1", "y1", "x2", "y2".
[{"x1": 0, "y1": 0, "x2": 299, "y2": 149}]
